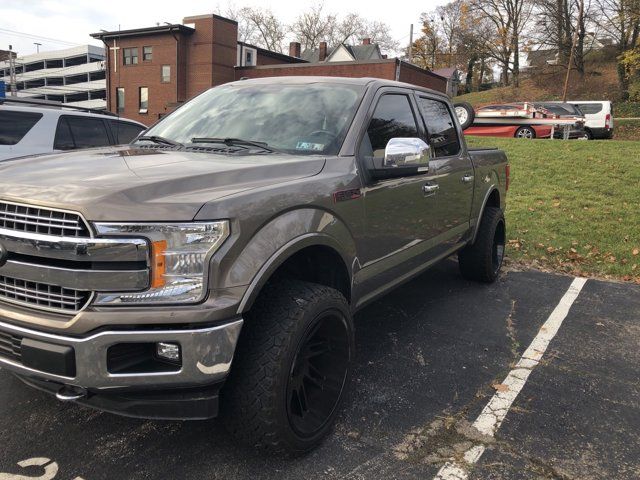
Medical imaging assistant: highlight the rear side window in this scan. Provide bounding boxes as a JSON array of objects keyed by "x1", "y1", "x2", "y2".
[
  {"x1": 416, "y1": 97, "x2": 461, "y2": 157},
  {"x1": 576, "y1": 103, "x2": 603, "y2": 114},
  {"x1": 366, "y1": 94, "x2": 419, "y2": 157},
  {"x1": 54, "y1": 115, "x2": 110, "y2": 150},
  {"x1": 110, "y1": 121, "x2": 145, "y2": 144},
  {"x1": 54, "y1": 117, "x2": 75, "y2": 150},
  {"x1": 0, "y1": 110, "x2": 43, "y2": 145}
]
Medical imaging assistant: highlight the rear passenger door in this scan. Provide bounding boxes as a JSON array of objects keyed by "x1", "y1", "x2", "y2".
[{"x1": 415, "y1": 95, "x2": 474, "y2": 248}]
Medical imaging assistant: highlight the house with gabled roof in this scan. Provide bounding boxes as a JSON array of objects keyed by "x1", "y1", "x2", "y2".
[{"x1": 300, "y1": 38, "x2": 385, "y2": 63}]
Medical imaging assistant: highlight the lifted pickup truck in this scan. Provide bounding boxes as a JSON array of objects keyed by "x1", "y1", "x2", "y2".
[{"x1": 0, "y1": 77, "x2": 508, "y2": 453}]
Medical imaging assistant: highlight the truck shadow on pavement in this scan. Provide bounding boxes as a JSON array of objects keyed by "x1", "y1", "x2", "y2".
[{"x1": 0, "y1": 260, "x2": 574, "y2": 480}]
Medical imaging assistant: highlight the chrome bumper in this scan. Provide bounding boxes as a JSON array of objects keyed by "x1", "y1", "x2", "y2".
[{"x1": 0, "y1": 318, "x2": 243, "y2": 390}]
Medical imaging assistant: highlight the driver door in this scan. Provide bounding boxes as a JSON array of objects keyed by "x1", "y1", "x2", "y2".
[{"x1": 356, "y1": 89, "x2": 442, "y2": 302}]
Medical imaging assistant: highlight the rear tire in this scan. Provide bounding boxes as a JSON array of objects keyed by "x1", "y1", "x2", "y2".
[
  {"x1": 454, "y1": 102, "x2": 475, "y2": 130},
  {"x1": 515, "y1": 126, "x2": 536, "y2": 139},
  {"x1": 458, "y1": 207, "x2": 506, "y2": 283},
  {"x1": 221, "y1": 279, "x2": 354, "y2": 454}
]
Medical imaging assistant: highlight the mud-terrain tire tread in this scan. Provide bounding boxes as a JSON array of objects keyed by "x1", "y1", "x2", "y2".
[
  {"x1": 458, "y1": 206, "x2": 505, "y2": 283},
  {"x1": 221, "y1": 279, "x2": 352, "y2": 455}
]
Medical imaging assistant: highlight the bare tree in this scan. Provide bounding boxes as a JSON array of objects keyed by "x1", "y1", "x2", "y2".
[
  {"x1": 595, "y1": 0, "x2": 640, "y2": 97},
  {"x1": 331, "y1": 15, "x2": 400, "y2": 52},
  {"x1": 410, "y1": 13, "x2": 446, "y2": 69},
  {"x1": 470, "y1": 0, "x2": 534, "y2": 86},
  {"x1": 291, "y1": 4, "x2": 337, "y2": 51},
  {"x1": 240, "y1": 7, "x2": 287, "y2": 53},
  {"x1": 533, "y1": 0, "x2": 596, "y2": 74}
]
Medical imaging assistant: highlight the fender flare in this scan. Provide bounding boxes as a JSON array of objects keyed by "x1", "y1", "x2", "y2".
[
  {"x1": 237, "y1": 232, "x2": 353, "y2": 314},
  {"x1": 471, "y1": 186, "x2": 501, "y2": 245}
]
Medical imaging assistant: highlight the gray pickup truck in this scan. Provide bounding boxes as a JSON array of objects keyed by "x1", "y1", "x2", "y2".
[{"x1": 0, "y1": 77, "x2": 508, "y2": 453}]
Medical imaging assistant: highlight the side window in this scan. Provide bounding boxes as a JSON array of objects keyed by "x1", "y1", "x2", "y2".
[
  {"x1": 54, "y1": 117, "x2": 75, "y2": 150},
  {"x1": 0, "y1": 111, "x2": 43, "y2": 145},
  {"x1": 110, "y1": 121, "x2": 145, "y2": 144},
  {"x1": 65, "y1": 116, "x2": 110, "y2": 148},
  {"x1": 577, "y1": 103, "x2": 603, "y2": 114},
  {"x1": 416, "y1": 97, "x2": 461, "y2": 157},
  {"x1": 364, "y1": 94, "x2": 419, "y2": 157}
]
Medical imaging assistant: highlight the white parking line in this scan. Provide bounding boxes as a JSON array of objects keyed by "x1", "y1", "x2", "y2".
[{"x1": 434, "y1": 277, "x2": 587, "y2": 480}]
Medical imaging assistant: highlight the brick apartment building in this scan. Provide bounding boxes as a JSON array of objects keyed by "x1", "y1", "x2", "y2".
[{"x1": 92, "y1": 13, "x2": 446, "y2": 125}]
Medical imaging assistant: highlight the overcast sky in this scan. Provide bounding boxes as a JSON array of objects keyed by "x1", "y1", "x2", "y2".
[{"x1": 1, "y1": 0, "x2": 447, "y2": 58}]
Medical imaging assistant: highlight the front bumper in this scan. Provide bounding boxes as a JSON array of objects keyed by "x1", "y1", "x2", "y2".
[{"x1": 0, "y1": 317, "x2": 242, "y2": 415}]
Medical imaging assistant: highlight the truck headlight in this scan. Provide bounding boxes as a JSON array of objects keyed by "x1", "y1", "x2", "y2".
[{"x1": 94, "y1": 221, "x2": 229, "y2": 305}]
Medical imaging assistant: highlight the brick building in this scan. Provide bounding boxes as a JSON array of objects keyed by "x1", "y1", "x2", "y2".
[
  {"x1": 91, "y1": 14, "x2": 304, "y2": 124},
  {"x1": 92, "y1": 13, "x2": 447, "y2": 125}
]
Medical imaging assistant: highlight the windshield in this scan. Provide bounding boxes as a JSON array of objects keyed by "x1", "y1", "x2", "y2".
[{"x1": 142, "y1": 82, "x2": 363, "y2": 155}]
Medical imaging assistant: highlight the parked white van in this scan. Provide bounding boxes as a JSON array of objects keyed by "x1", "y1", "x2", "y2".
[
  {"x1": 0, "y1": 98, "x2": 147, "y2": 161},
  {"x1": 566, "y1": 101, "x2": 614, "y2": 140}
]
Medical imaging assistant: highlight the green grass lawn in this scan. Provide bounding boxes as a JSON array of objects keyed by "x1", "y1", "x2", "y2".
[
  {"x1": 614, "y1": 118, "x2": 640, "y2": 141},
  {"x1": 466, "y1": 136, "x2": 640, "y2": 282}
]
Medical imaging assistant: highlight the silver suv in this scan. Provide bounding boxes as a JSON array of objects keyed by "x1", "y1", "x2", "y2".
[{"x1": 0, "y1": 98, "x2": 146, "y2": 161}]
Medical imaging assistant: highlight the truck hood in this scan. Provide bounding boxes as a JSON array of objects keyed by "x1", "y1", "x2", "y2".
[{"x1": 0, "y1": 146, "x2": 326, "y2": 221}]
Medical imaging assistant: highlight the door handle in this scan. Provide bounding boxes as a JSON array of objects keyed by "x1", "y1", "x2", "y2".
[
  {"x1": 461, "y1": 174, "x2": 474, "y2": 183},
  {"x1": 422, "y1": 183, "x2": 439, "y2": 195}
]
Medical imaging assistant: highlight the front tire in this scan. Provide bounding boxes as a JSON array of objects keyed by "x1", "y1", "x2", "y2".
[
  {"x1": 458, "y1": 207, "x2": 506, "y2": 283},
  {"x1": 221, "y1": 279, "x2": 354, "y2": 454},
  {"x1": 515, "y1": 126, "x2": 536, "y2": 139}
]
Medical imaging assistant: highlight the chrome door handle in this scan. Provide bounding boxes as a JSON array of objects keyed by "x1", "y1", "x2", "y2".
[
  {"x1": 462, "y1": 174, "x2": 474, "y2": 183},
  {"x1": 422, "y1": 183, "x2": 439, "y2": 194}
]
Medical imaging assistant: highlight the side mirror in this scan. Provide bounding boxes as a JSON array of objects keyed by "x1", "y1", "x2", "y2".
[
  {"x1": 364, "y1": 137, "x2": 430, "y2": 181},
  {"x1": 384, "y1": 137, "x2": 430, "y2": 168}
]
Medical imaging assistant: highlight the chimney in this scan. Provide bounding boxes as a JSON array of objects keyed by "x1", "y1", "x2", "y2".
[
  {"x1": 319, "y1": 41, "x2": 328, "y2": 61},
  {"x1": 362, "y1": 38, "x2": 371, "y2": 45},
  {"x1": 289, "y1": 41, "x2": 301, "y2": 58}
]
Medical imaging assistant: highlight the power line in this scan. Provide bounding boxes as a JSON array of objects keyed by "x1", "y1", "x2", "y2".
[{"x1": 0, "y1": 28, "x2": 80, "y2": 47}]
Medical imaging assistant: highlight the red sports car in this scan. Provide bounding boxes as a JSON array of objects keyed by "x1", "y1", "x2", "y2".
[{"x1": 461, "y1": 104, "x2": 553, "y2": 139}]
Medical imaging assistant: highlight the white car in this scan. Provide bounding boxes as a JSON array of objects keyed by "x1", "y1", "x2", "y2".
[
  {"x1": 566, "y1": 100, "x2": 614, "y2": 140},
  {"x1": 0, "y1": 98, "x2": 147, "y2": 161}
]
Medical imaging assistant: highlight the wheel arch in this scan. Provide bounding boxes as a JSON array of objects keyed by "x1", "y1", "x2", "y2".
[
  {"x1": 232, "y1": 208, "x2": 356, "y2": 314},
  {"x1": 237, "y1": 235, "x2": 352, "y2": 314},
  {"x1": 471, "y1": 187, "x2": 502, "y2": 245}
]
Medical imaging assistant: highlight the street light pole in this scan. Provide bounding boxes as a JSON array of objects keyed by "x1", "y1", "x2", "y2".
[
  {"x1": 33, "y1": 42, "x2": 42, "y2": 53},
  {"x1": 562, "y1": 0, "x2": 584, "y2": 102}
]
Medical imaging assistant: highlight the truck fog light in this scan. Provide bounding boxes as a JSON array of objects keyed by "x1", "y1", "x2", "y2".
[{"x1": 156, "y1": 342, "x2": 181, "y2": 362}]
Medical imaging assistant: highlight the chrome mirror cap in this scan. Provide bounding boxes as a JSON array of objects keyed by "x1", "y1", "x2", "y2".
[{"x1": 383, "y1": 137, "x2": 430, "y2": 168}]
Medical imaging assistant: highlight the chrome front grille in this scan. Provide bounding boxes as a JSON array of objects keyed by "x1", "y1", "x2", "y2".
[
  {"x1": 0, "y1": 329, "x2": 22, "y2": 363},
  {"x1": 0, "y1": 275, "x2": 90, "y2": 314},
  {"x1": 0, "y1": 201, "x2": 91, "y2": 238}
]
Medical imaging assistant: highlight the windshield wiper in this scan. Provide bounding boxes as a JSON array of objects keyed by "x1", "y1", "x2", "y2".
[
  {"x1": 137, "y1": 135, "x2": 184, "y2": 147},
  {"x1": 191, "y1": 137, "x2": 277, "y2": 152}
]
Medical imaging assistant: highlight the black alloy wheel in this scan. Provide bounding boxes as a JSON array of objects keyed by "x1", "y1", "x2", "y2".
[{"x1": 286, "y1": 310, "x2": 350, "y2": 438}]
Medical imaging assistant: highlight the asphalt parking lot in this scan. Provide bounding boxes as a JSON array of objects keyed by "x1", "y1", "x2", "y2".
[{"x1": 1, "y1": 260, "x2": 639, "y2": 480}]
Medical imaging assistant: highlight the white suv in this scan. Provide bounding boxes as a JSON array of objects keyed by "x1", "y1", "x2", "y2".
[
  {"x1": 566, "y1": 100, "x2": 614, "y2": 140},
  {"x1": 0, "y1": 98, "x2": 147, "y2": 161}
]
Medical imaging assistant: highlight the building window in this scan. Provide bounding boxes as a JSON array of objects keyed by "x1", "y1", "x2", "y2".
[
  {"x1": 161, "y1": 65, "x2": 171, "y2": 83},
  {"x1": 139, "y1": 87, "x2": 148, "y2": 114},
  {"x1": 245, "y1": 50, "x2": 254, "y2": 66},
  {"x1": 143, "y1": 46, "x2": 153, "y2": 61},
  {"x1": 123, "y1": 48, "x2": 138, "y2": 65},
  {"x1": 116, "y1": 87, "x2": 125, "y2": 113}
]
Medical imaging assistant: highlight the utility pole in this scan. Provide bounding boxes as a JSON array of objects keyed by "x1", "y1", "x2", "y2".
[
  {"x1": 562, "y1": 0, "x2": 584, "y2": 102},
  {"x1": 33, "y1": 42, "x2": 41, "y2": 53},
  {"x1": 8, "y1": 45, "x2": 17, "y2": 97},
  {"x1": 408, "y1": 24, "x2": 414, "y2": 64}
]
